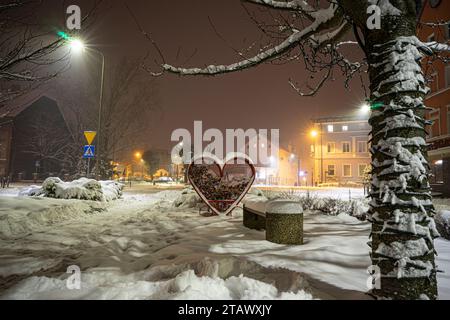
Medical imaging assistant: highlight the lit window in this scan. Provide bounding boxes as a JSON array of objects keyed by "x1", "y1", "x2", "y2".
[
  {"x1": 327, "y1": 125, "x2": 334, "y2": 133},
  {"x1": 327, "y1": 142, "x2": 336, "y2": 153},
  {"x1": 357, "y1": 141, "x2": 368, "y2": 153},
  {"x1": 342, "y1": 125, "x2": 348, "y2": 132},
  {"x1": 327, "y1": 165, "x2": 336, "y2": 177},
  {"x1": 342, "y1": 142, "x2": 351, "y2": 153},
  {"x1": 343, "y1": 165, "x2": 352, "y2": 177}
]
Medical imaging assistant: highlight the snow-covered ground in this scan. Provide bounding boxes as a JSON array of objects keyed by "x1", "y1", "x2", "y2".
[{"x1": 0, "y1": 186, "x2": 449, "y2": 300}]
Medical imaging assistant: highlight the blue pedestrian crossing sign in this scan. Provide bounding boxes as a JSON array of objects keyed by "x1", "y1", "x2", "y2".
[{"x1": 83, "y1": 145, "x2": 95, "y2": 159}]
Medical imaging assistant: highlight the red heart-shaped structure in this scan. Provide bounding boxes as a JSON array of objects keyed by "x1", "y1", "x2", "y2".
[{"x1": 188, "y1": 156, "x2": 256, "y2": 216}]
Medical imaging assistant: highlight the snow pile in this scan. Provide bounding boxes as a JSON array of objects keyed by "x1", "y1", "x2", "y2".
[
  {"x1": 173, "y1": 188, "x2": 202, "y2": 209},
  {"x1": 243, "y1": 195, "x2": 270, "y2": 213},
  {"x1": 0, "y1": 197, "x2": 105, "y2": 239},
  {"x1": 1, "y1": 263, "x2": 315, "y2": 300},
  {"x1": 436, "y1": 211, "x2": 450, "y2": 240},
  {"x1": 248, "y1": 188, "x2": 264, "y2": 197},
  {"x1": 19, "y1": 178, "x2": 124, "y2": 202},
  {"x1": 18, "y1": 185, "x2": 43, "y2": 197}
]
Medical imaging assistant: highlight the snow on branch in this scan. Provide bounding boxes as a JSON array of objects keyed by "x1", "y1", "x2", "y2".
[
  {"x1": 424, "y1": 41, "x2": 450, "y2": 54},
  {"x1": 309, "y1": 21, "x2": 350, "y2": 50},
  {"x1": 245, "y1": 0, "x2": 316, "y2": 20},
  {"x1": 246, "y1": 0, "x2": 314, "y2": 11},
  {"x1": 162, "y1": 30, "x2": 304, "y2": 75},
  {"x1": 161, "y1": 4, "x2": 342, "y2": 76}
]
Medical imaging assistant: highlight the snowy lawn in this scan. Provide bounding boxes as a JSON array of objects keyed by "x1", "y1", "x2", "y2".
[{"x1": 0, "y1": 188, "x2": 449, "y2": 300}]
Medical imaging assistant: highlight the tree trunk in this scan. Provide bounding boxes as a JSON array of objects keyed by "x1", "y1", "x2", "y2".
[{"x1": 364, "y1": 9, "x2": 439, "y2": 299}]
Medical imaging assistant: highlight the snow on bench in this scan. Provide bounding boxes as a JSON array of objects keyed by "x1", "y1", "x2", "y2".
[{"x1": 243, "y1": 196, "x2": 304, "y2": 245}]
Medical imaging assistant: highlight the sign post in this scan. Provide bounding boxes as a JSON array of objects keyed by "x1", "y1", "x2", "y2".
[{"x1": 83, "y1": 131, "x2": 97, "y2": 176}]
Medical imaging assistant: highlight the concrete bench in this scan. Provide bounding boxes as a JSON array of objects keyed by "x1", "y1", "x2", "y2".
[{"x1": 243, "y1": 197, "x2": 304, "y2": 245}]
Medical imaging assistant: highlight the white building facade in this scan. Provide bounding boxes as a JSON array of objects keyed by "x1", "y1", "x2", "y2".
[{"x1": 310, "y1": 116, "x2": 371, "y2": 187}]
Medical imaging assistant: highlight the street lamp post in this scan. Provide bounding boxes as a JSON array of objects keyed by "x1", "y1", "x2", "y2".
[
  {"x1": 311, "y1": 125, "x2": 324, "y2": 186},
  {"x1": 96, "y1": 50, "x2": 106, "y2": 179},
  {"x1": 68, "y1": 38, "x2": 105, "y2": 178},
  {"x1": 134, "y1": 152, "x2": 143, "y2": 180}
]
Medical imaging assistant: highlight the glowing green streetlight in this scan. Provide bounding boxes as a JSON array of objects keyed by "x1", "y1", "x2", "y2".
[
  {"x1": 57, "y1": 31, "x2": 71, "y2": 40},
  {"x1": 364, "y1": 99, "x2": 384, "y2": 111}
]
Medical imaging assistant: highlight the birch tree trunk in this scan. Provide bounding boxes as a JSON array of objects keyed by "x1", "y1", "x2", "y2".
[{"x1": 363, "y1": 2, "x2": 439, "y2": 300}]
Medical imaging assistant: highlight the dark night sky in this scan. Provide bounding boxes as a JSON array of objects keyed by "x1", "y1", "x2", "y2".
[{"x1": 47, "y1": 0, "x2": 368, "y2": 152}]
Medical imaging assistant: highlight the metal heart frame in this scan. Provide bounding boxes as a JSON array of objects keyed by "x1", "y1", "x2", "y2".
[{"x1": 187, "y1": 152, "x2": 256, "y2": 216}]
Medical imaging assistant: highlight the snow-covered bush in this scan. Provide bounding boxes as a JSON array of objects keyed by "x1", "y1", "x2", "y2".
[
  {"x1": 173, "y1": 188, "x2": 202, "y2": 209},
  {"x1": 101, "y1": 181, "x2": 125, "y2": 202},
  {"x1": 18, "y1": 185, "x2": 45, "y2": 197},
  {"x1": 316, "y1": 198, "x2": 352, "y2": 216},
  {"x1": 436, "y1": 211, "x2": 450, "y2": 240},
  {"x1": 351, "y1": 199, "x2": 370, "y2": 221},
  {"x1": 20, "y1": 178, "x2": 124, "y2": 202}
]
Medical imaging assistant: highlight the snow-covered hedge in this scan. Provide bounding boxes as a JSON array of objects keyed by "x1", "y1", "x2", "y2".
[
  {"x1": 436, "y1": 211, "x2": 450, "y2": 240},
  {"x1": 263, "y1": 191, "x2": 370, "y2": 220},
  {"x1": 19, "y1": 178, "x2": 124, "y2": 202}
]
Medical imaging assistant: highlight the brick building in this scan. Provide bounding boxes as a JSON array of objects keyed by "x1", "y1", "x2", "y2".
[
  {"x1": 417, "y1": 0, "x2": 450, "y2": 194},
  {"x1": 0, "y1": 95, "x2": 74, "y2": 181}
]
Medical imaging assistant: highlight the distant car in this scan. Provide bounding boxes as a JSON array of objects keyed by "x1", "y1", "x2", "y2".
[{"x1": 154, "y1": 177, "x2": 174, "y2": 184}]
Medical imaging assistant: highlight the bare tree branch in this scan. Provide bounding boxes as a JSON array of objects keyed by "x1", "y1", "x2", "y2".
[
  {"x1": 162, "y1": 3, "x2": 343, "y2": 76},
  {"x1": 0, "y1": 0, "x2": 102, "y2": 104}
]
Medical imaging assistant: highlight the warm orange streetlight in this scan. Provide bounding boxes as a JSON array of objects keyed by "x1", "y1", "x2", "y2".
[
  {"x1": 310, "y1": 130, "x2": 318, "y2": 138},
  {"x1": 135, "y1": 152, "x2": 142, "y2": 159}
]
